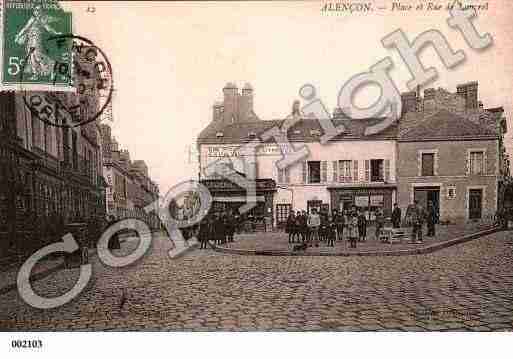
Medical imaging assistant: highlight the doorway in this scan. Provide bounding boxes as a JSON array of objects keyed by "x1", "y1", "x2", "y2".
[
  {"x1": 469, "y1": 189, "x2": 483, "y2": 220},
  {"x1": 414, "y1": 186, "x2": 440, "y2": 223}
]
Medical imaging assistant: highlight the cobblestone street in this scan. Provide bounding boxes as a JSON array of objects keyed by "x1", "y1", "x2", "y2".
[{"x1": 1, "y1": 230, "x2": 513, "y2": 331}]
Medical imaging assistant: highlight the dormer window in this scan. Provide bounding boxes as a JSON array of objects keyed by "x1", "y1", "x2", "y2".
[
  {"x1": 310, "y1": 129, "x2": 321, "y2": 136},
  {"x1": 216, "y1": 132, "x2": 224, "y2": 138},
  {"x1": 293, "y1": 130, "x2": 301, "y2": 135},
  {"x1": 248, "y1": 132, "x2": 256, "y2": 139}
]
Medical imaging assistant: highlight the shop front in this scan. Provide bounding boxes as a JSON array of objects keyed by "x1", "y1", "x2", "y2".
[
  {"x1": 200, "y1": 178, "x2": 276, "y2": 223},
  {"x1": 328, "y1": 184, "x2": 396, "y2": 221}
]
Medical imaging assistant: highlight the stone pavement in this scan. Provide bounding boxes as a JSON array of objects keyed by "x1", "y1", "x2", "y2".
[
  {"x1": 220, "y1": 222, "x2": 495, "y2": 255},
  {"x1": 1, "y1": 230, "x2": 513, "y2": 331}
]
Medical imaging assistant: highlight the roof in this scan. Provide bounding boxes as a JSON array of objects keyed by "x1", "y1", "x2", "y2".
[
  {"x1": 399, "y1": 108, "x2": 498, "y2": 141},
  {"x1": 197, "y1": 117, "x2": 399, "y2": 144}
]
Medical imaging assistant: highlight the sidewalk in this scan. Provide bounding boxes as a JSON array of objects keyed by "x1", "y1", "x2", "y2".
[{"x1": 216, "y1": 222, "x2": 499, "y2": 256}]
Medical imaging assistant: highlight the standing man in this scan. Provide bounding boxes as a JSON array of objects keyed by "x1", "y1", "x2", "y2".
[
  {"x1": 300, "y1": 210, "x2": 308, "y2": 243},
  {"x1": 307, "y1": 208, "x2": 321, "y2": 247},
  {"x1": 335, "y1": 209, "x2": 345, "y2": 242},
  {"x1": 286, "y1": 211, "x2": 295, "y2": 243},
  {"x1": 392, "y1": 203, "x2": 402, "y2": 228},
  {"x1": 409, "y1": 201, "x2": 423, "y2": 243},
  {"x1": 374, "y1": 207, "x2": 385, "y2": 240},
  {"x1": 426, "y1": 201, "x2": 436, "y2": 237}
]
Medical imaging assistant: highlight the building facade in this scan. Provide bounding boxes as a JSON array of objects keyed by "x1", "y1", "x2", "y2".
[
  {"x1": 100, "y1": 124, "x2": 160, "y2": 229},
  {"x1": 397, "y1": 82, "x2": 508, "y2": 223},
  {"x1": 198, "y1": 81, "x2": 508, "y2": 228},
  {"x1": 197, "y1": 83, "x2": 399, "y2": 227},
  {"x1": 0, "y1": 90, "x2": 106, "y2": 262}
]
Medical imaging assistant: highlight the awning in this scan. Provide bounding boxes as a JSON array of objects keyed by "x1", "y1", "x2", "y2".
[{"x1": 213, "y1": 196, "x2": 265, "y2": 202}]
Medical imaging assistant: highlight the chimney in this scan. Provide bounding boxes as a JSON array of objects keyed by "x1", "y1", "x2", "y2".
[
  {"x1": 111, "y1": 137, "x2": 119, "y2": 152},
  {"x1": 239, "y1": 82, "x2": 253, "y2": 122},
  {"x1": 332, "y1": 107, "x2": 344, "y2": 119},
  {"x1": 222, "y1": 82, "x2": 239, "y2": 124},
  {"x1": 212, "y1": 101, "x2": 224, "y2": 122},
  {"x1": 423, "y1": 88, "x2": 436, "y2": 112},
  {"x1": 401, "y1": 91, "x2": 417, "y2": 114},
  {"x1": 456, "y1": 81, "x2": 478, "y2": 109}
]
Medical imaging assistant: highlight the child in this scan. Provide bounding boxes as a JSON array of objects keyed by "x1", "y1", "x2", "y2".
[
  {"x1": 348, "y1": 211, "x2": 359, "y2": 248},
  {"x1": 357, "y1": 210, "x2": 367, "y2": 242},
  {"x1": 327, "y1": 216, "x2": 336, "y2": 247}
]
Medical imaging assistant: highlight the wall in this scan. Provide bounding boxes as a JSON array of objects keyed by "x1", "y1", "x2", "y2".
[
  {"x1": 200, "y1": 139, "x2": 396, "y2": 224},
  {"x1": 397, "y1": 139, "x2": 499, "y2": 222}
]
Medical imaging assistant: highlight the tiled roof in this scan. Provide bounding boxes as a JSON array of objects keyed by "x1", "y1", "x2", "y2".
[
  {"x1": 197, "y1": 117, "x2": 399, "y2": 144},
  {"x1": 399, "y1": 108, "x2": 497, "y2": 140}
]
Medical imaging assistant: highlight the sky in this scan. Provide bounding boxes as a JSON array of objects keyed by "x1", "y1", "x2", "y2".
[{"x1": 61, "y1": 0, "x2": 513, "y2": 194}]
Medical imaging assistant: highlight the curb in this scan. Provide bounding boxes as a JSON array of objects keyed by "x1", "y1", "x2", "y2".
[{"x1": 211, "y1": 226, "x2": 501, "y2": 257}]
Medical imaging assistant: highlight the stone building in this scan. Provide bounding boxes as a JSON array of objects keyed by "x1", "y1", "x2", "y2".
[
  {"x1": 0, "y1": 89, "x2": 106, "y2": 262},
  {"x1": 198, "y1": 81, "x2": 508, "y2": 228},
  {"x1": 397, "y1": 82, "x2": 508, "y2": 223},
  {"x1": 100, "y1": 124, "x2": 160, "y2": 229},
  {"x1": 197, "y1": 83, "x2": 399, "y2": 227}
]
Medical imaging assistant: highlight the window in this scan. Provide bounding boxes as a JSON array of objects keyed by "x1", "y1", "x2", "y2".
[
  {"x1": 308, "y1": 161, "x2": 321, "y2": 183},
  {"x1": 277, "y1": 166, "x2": 290, "y2": 184},
  {"x1": 421, "y1": 153, "x2": 435, "y2": 176},
  {"x1": 469, "y1": 151, "x2": 485, "y2": 175},
  {"x1": 447, "y1": 186, "x2": 456, "y2": 199},
  {"x1": 276, "y1": 204, "x2": 291, "y2": 225},
  {"x1": 338, "y1": 160, "x2": 352, "y2": 182},
  {"x1": 370, "y1": 159, "x2": 384, "y2": 182}
]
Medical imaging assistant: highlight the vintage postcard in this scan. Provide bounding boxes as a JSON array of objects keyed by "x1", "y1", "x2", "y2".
[{"x1": 0, "y1": 0, "x2": 512, "y2": 357}]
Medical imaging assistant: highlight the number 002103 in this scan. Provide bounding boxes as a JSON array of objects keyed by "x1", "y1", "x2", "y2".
[{"x1": 11, "y1": 339, "x2": 43, "y2": 349}]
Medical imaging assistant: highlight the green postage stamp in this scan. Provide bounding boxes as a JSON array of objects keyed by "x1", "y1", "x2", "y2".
[{"x1": 0, "y1": 0, "x2": 73, "y2": 91}]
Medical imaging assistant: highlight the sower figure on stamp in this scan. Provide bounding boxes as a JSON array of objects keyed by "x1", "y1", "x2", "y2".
[{"x1": 14, "y1": 5, "x2": 62, "y2": 80}]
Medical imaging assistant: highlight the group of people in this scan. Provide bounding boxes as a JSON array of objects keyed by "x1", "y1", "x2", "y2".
[
  {"x1": 406, "y1": 200, "x2": 438, "y2": 243},
  {"x1": 197, "y1": 211, "x2": 238, "y2": 249},
  {"x1": 285, "y1": 206, "x2": 385, "y2": 248},
  {"x1": 285, "y1": 200, "x2": 438, "y2": 247}
]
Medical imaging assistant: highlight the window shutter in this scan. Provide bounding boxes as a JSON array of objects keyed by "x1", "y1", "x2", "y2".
[
  {"x1": 353, "y1": 160, "x2": 358, "y2": 182},
  {"x1": 285, "y1": 166, "x2": 290, "y2": 183},
  {"x1": 321, "y1": 161, "x2": 327, "y2": 183},
  {"x1": 384, "y1": 159, "x2": 390, "y2": 182},
  {"x1": 332, "y1": 161, "x2": 338, "y2": 183},
  {"x1": 418, "y1": 151, "x2": 422, "y2": 177},
  {"x1": 466, "y1": 152, "x2": 470, "y2": 176},
  {"x1": 365, "y1": 160, "x2": 370, "y2": 182},
  {"x1": 483, "y1": 151, "x2": 487, "y2": 175},
  {"x1": 302, "y1": 162, "x2": 307, "y2": 183},
  {"x1": 338, "y1": 161, "x2": 343, "y2": 182},
  {"x1": 277, "y1": 166, "x2": 283, "y2": 183}
]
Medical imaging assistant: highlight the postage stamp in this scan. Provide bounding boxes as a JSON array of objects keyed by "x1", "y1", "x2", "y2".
[
  {"x1": 21, "y1": 34, "x2": 114, "y2": 128},
  {"x1": 0, "y1": 0, "x2": 73, "y2": 91}
]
